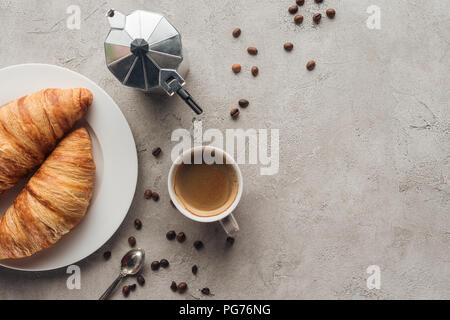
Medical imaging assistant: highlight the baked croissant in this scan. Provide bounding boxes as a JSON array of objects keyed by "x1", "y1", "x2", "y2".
[
  {"x1": 0, "y1": 88, "x2": 93, "y2": 195},
  {"x1": 0, "y1": 128, "x2": 96, "y2": 260}
]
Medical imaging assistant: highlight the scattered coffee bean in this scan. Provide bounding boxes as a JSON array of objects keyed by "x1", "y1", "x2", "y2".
[
  {"x1": 122, "y1": 285, "x2": 130, "y2": 297},
  {"x1": 232, "y1": 64, "x2": 241, "y2": 74},
  {"x1": 288, "y1": 5, "x2": 298, "y2": 14},
  {"x1": 128, "y1": 236, "x2": 136, "y2": 247},
  {"x1": 144, "y1": 189, "x2": 152, "y2": 199},
  {"x1": 201, "y1": 288, "x2": 211, "y2": 295},
  {"x1": 177, "y1": 282, "x2": 188, "y2": 293},
  {"x1": 326, "y1": 8, "x2": 336, "y2": 19},
  {"x1": 296, "y1": 0, "x2": 305, "y2": 5},
  {"x1": 230, "y1": 108, "x2": 240, "y2": 119},
  {"x1": 134, "y1": 219, "x2": 142, "y2": 230},
  {"x1": 315, "y1": 0, "x2": 323, "y2": 3},
  {"x1": 251, "y1": 66, "x2": 259, "y2": 77},
  {"x1": 294, "y1": 14, "x2": 304, "y2": 24},
  {"x1": 160, "y1": 259, "x2": 170, "y2": 268},
  {"x1": 152, "y1": 147, "x2": 162, "y2": 157},
  {"x1": 232, "y1": 28, "x2": 241, "y2": 38},
  {"x1": 247, "y1": 47, "x2": 258, "y2": 55},
  {"x1": 239, "y1": 99, "x2": 249, "y2": 108},
  {"x1": 313, "y1": 13, "x2": 322, "y2": 24},
  {"x1": 103, "y1": 251, "x2": 111, "y2": 260},
  {"x1": 226, "y1": 237, "x2": 235, "y2": 246},
  {"x1": 166, "y1": 230, "x2": 176, "y2": 240},
  {"x1": 306, "y1": 60, "x2": 316, "y2": 71},
  {"x1": 151, "y1": 261, "x2": 161, "y2": 271},
  {"x1": 177, "y1": 232, "x2": 186, "y2": 243},
  {"x1": 284, "y1": 42, "x2": 294, "y2": 52},
  {"x1": 129, "y1": 284, "x2": 137, "y2": 291},
  {"x1": 192, "y1": 265, "x2": 198, "y2": 275},
  {"x1": 151, "y1": 192, "x2": 160, "y2": 201},
  {"x1": 137, "y1": 275, "x2": 145, "y2": 286},
  {"x1": 171, "y1": 281, "x2": 178, "y2": 292},
  {"x1": 194, "y1": 241, "x2": 204, "y2": 250},
  {"x1": 170, "y1": 200, "x2": 176, "y2": 208}
]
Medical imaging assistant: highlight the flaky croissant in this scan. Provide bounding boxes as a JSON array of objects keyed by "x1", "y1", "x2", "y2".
[
  {"x1": 0, "y1": 127, "x2": 96, "y2": 260},
  {"x1": 0, "y1": 88, "x2": 93, "y2": 195}
]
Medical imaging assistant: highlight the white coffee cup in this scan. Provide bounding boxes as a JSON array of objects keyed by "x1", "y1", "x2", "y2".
[{"x1": 168, "y1": 146, "x2": 242, "y2": 236}]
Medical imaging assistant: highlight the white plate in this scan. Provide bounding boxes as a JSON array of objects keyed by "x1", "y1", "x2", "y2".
[{"x1": 0, "y1": 64, "x2": 138, "y2": 271}]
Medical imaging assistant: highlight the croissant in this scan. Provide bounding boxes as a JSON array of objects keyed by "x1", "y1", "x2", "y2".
[
  {"x1": 0, "y1": 88, "x2": 93, "y2": 195},
  {"x1": 0, "y1": 128, "x2": 96, "y2": 260}
]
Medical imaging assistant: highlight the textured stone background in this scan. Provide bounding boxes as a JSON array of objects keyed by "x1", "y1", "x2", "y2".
[{"x1": 0, "y1": 0, "x2": 450, "y2": 300}]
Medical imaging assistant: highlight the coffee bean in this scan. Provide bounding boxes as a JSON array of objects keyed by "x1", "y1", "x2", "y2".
[
  {"x1": 134, "y1": 219, "x2": 142, "y2": 230},
  {"x1": 315, "y1": 0, "x2": 323, "y2": 3},
  {"x1": 137, "y1": 275, "x2": 145, "y2": 286},
  {"x1": 128, "y1": 236, "x2": 136, "y2": 247},
  {"x1": 144, "y1": 189, "x2": 152, "y2": 199},
  {"x1": 160, "y1": 259, "x2": 170, "y2": 268},
  {"x1": 288, "y1": 5, "x2": 298, "y2": 14},
  {"x1": 192, "y1": 265, "x2": 198, "y2": 275},
  {"x1": 232, "y1": 64, "x2": 241, "y2": 74},
  {"x1": 151, "y1": 261, "x2": 161, "y2": 271},
  {"x1": 166, "y1": 230, "x2": 176, "y2": 240},
  {"x1": 284, "y1": 42, "x2": 294, "y2": 52},
  {"x1": 226, "y1": 237, "x2": 235, "y2": 246},
  {"x1": 152, "y1": 147, "x2": 162, "y2": 157},
  {"x1": 294, "y1": 14, "x2": 304, "y2": 24},
  {"x1": 251, "y1": 66, "x2": 259, "y2": 77},
  {"x1": 103, "y1": 251, "x2": 111, "y2": 260},
  {"x1": 326, "y1": 8, "x2": 336, "y2": 19},
  {"x1": 313, "y1": 13, "x2": 322, "y2": 24},
  {"x1": 194, "y1": 241, "x2": 204, "y2": 250},
  {"x1": 296, "y1": 0, "x2": 305, "y2": 5},
  {"x1": 170, "y1": 281, "x2": 178, "y2": 292},
  {"x1": 306, "y1": 60, "x2": 316, "y2": 71},
  {"x1": 177, "y1": 282, "x2": 188, "y2": 293},
  {"x1": 239, "y1": 99, "x2": 249, "y2": 108},
  {"x1": 177, "y1": 232, "x2": 186, "y2": 243},
  {"x1": 247, "y1": 47, "x2": 258, "y2": 55},
  {"x1": 232, "y1": 28, "x2": 241, "y2": 38},
  {"x1": 170, "y1": 200, "x2": 176, "y2": 208},
  {"x1": 201, "y1": 288, "x2": 211, "y2": 295},
  {"x1": 122, "y1": 286, "x2": 130, "y2": 297},
  {"x1": 129, "y1": 284, "x2": 137, "y2": 291},
  {"x1": 230, "y1": 108, "x2": 240, "y2": 119},
  {"x1": 151, "y1": 192, "x2": 160, "y2": 201}
]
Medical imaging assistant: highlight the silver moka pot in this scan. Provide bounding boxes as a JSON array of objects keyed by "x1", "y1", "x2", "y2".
[{"x1": 104, "y1": 9, "x2": 203, "y2": 114}]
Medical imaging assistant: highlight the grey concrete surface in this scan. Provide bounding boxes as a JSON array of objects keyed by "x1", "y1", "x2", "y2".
[{"x1": 0, "y1": 0, "x2": 450, "y2": 300}]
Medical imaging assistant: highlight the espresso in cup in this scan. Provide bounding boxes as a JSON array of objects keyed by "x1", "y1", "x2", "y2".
[
  {"x1": 169, "y1": 146, "x2": 242, "y2": 236},
  {"x1": 173, "y1": 160, "x2": 239, "y2": 218}
]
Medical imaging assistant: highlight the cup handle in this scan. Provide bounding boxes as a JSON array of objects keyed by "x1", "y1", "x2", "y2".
[{"x1": 220, "y1": 214, "x2": 239, "y2": 237}]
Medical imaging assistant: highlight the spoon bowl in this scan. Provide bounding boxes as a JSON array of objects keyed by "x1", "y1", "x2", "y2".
[{"x1": 120, "y1": 248, "x2": 145, "y2": 276}]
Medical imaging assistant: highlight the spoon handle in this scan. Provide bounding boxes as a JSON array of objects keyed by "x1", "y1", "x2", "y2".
[{"x1": 99, "y1": 274, "x2": 125, "y2": 300}]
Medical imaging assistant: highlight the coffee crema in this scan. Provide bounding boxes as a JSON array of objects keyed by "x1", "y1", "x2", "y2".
[{"x1": 173, "y1": 161, "x2": 239, "y2": 218}]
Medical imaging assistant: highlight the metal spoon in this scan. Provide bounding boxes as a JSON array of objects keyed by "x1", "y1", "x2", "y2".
[{"x1": 99, "y1": 248, "x2": 145, "y2": 300}]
